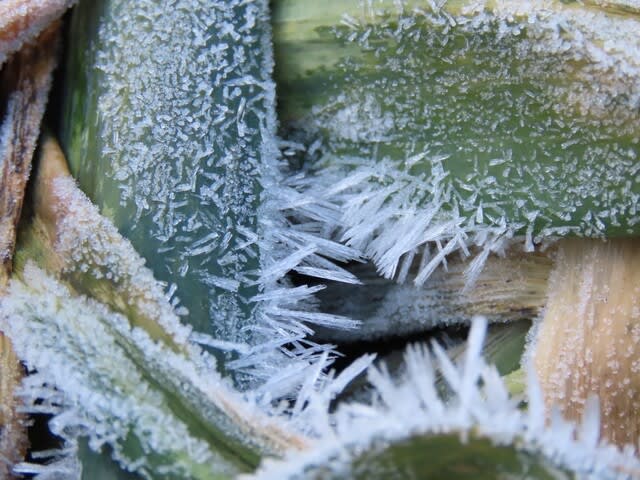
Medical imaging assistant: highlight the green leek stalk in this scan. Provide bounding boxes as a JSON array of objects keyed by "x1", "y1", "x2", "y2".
[
  {"x1": 248, "y1": 318, "x2": 640, "y2": 479},
  {"x1": 273, "y1": 0, "x2": 640, "y2": 250},
  {"x1": 268, "y1": 434, "x2": 572, "y2": 480},
  {"x1": 61, "y1": 0, "x2": 269, "y2": 351}
]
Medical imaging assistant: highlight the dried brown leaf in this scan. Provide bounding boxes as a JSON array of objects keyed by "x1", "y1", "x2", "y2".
[
  {"x1": 0, "y1": 333, "x2": 27, "y2": 479},
  {"x1": 0, "y1": 21, "x2": 60, "y2": 288},
  {"x1": 0, "y1": 21, "x2": 61, "y2": 477},
  {"x1": 0, "y1": 0, "x2": 74, "y2": 67},
  {"x1": 534, "y1": 238, "x2": 640, "y2": 449}
]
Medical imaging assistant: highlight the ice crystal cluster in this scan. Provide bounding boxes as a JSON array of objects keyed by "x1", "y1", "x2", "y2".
[
  {"x1": 251, "y1": 318, "x2": 640, "y2": 479},
  {"x1": 1, "y1": 0, "x2": 639, "y2": 478},
  {"x1": 4, "y1": 265, "x2": 244, "y2": 478},
  {"x1": 278, "y1": 0, "x2": 640, "y2": 284},
  {"x1": 62, "y1": 0, "x2": 362, "y2": 389}
]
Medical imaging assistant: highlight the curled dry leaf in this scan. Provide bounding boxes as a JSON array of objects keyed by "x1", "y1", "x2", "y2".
[
  {"x1": 315, "y1": 249, "x2": 553, "y2": 342},
  {"x1": 0, "y1": 20, "x2": 61, "y2": 478},
  {"x1": 0, "y1": 21, "x2": 60, "y2": 286},
  {"x1": 0, "y1": 0, "x2": 74, "y2": 67}
]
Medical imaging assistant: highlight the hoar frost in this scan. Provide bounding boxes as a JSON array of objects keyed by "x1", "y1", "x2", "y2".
[
  {"x1": 276, "y1": 0, "x2": 640, "y2": 284},
  {"x1": 249, "y1": 318, "x2": 640, "y2": 480},
  {"x1": 61, "y1": 0, "x2": 361, "y2": 390},
  {"x1": 6, "y1": 0, "x2": 640, "y2": 478}
]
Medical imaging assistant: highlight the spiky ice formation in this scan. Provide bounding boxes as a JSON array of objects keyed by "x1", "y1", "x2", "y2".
[
  {"x1": 274, "y1": 0, "x2": 640, "y2": 284},
  {"x1": 61, "y1": 0, "x2": 362, "y2": 389},
  {"x1": 250, "y1": 318, "x2": 640, "y2": 480},
  {"x1": 1, "y1": 264, "x2": 304, "y2": 479}
]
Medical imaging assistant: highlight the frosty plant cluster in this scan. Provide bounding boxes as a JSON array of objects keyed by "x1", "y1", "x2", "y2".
[{"x1": 0, "y1": 0, "x2": 639, "y2": 479}]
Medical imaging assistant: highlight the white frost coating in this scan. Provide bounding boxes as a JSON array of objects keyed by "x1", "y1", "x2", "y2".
[
  {"x1": 0, "y1": 265, "x2": 302, "y2": 478},
  {"x1": 289, "y1": 0, "x2": 640, "y2": 285},
  {"x1": 249, "y1": 318, "x2": 640, "y2": 480},
  {"x1": 298, "y1": 159, "x2": 517, "y2": 286},
  {"x1": 68, "y1": 0, "x2": 364, "y2": 395},
  {"x1": 0, "y1": 0, "x2": 76, "y2": 67},
  {"x1": 49, "y1": 175, "x2": 193, "y2": 344}
]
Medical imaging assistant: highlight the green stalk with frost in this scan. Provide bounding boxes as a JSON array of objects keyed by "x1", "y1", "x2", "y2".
[
  {"x1": 4, "y1": 0, "x2": 639, "y2": 478},
  {"x1": 274, "y1": 0, "x2": 640, "y2": 279},
  {"x1": 5, "y1": 136, "x2": 304, "y2": 478},
  {"x1": 60, "y1": 0, "x2": 265, "y2": 343},
  {"x1": 60, "y1": 0, "x2": 361, "y2": 383}
]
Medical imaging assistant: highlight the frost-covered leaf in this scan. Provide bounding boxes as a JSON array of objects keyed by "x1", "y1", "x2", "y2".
[
  {"x1": 2, "y1": 263, "x2": 304, "y2": 479},
  {"x1": 274, "y1": 0, "x2": 640, "y2": 283},
  {"x1": 250, "y1": 318, "x2": 640, "y2": 480},
  {"x1": 62, "y1": 0, "x2": 268, "y2": 346},
  {"x1": 18, "y1": 135, "x2": 190, "y2": 352},
  {"x1": 61, "y1": 0, "x2": 361, "y2": 391}
]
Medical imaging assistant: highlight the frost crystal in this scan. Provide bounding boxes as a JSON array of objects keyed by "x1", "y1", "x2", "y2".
[
  {"x1": 48, "y1": 174, "x2": 192, "y2": 345},
  {"x1": 276, "y1": 0, "x2": 640, "y2": 283},
  {"x1": 62, "y1": 0, "x2": 361, "y2": 390},
  {"x1": 250, "y1": 318, "x2": 640, "y2": 480},
  {"x1": 1, "y1": 264, "x2": 302, "y2": 479}
]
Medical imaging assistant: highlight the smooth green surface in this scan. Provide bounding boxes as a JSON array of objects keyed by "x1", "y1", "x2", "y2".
[
  {"x1": 79, "y1": 441, "x2": 143, "y2": 480},
  {"x1": 476, "y1": 320, "x2": 530, "y2": 377}
]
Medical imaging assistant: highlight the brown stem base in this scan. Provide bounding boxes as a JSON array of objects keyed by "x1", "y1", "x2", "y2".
[{"x1": 533, "y1": 238, "x2": 640, "y2": 448}]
